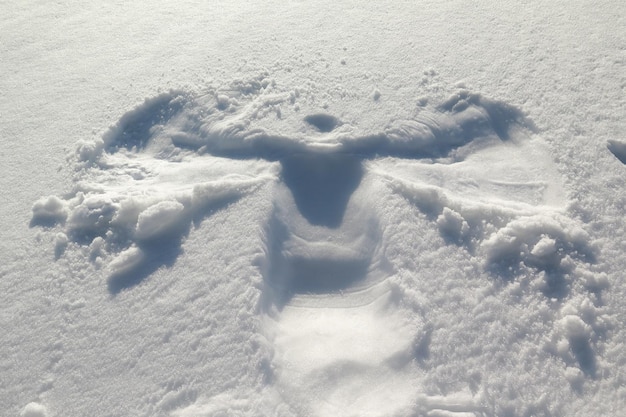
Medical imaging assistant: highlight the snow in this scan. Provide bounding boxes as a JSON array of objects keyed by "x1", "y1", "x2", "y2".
[
  {"x1": 134, "y1": 201, "x2": 187, "y2": 241},
  {"x1": 2, "y1": 1, "x2": 626, "y2": 417},
  {"x1": 31, "y1": 196, "x2": 68, "y2": 227},
  {"x1": 20, "y1": 402, "x2": 48, "y2": 417}
]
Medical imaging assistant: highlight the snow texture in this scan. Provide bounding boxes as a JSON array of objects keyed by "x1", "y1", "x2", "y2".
[{"x1": 4, "y1": 2, "x2": 626, "y2": 417}]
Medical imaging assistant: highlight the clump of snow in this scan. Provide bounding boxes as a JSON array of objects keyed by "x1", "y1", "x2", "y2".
[
  {"x1": 53, "y1": 232, "x2": 68, "y2": 259},
  {"x1": 67, "y1": 194, "x2": 119, "y2": 238},
  {"x1": 542, "y1": 293, "x2": 611, "y2": 380},
  {"x1": 558, "y1": 314, "x2": 592, "y2": 341},
  {"x1": 552, "y1": 313, "x2": 596, "y2": 376},
  {"x1": 215, "y1": 94, "x2": 231, "y2": 110},
  {"x1": 88, "y1": 235, "x2": 106, "y2": 263},
  {"x1": 530, "y1": 235, "x2": 557, "y2": 257},
  {"x1": 107, "y1": 246, "x2": 145, "y2": 279},
  {"x1": 580, "y1": 269, "x2": 610, "y2": 292},
  {"x1": 76, "y1": 138, "x2": 105, "y2": 163},
  {"x1": 482, "y1": 213, "x2": 592, "y2": 272},
  {"x1": 135, "y1": 200, "x2": 186, "y2": 241},
  {"x1": 437, "y1": 207, "x2": 470, "y2": 242},
  {"x1": 20, "y1": 402, "x2": 48, "y2": 417},
  {"x1": 31, "y1": 196, "x2": 68, "y2": 226}
]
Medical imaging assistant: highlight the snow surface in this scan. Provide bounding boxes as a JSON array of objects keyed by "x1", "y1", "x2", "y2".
[{"x1": 2, "y1": 1, "x2": 626, "y2": 416}]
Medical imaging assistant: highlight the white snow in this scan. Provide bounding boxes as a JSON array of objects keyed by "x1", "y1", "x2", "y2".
[
  {"x1": 2, "y1": 1, "x2": 626, "y2": 417},
  {"x1": 31, "y1": 196, "x2": 68, "y2": 226},
  {"x1": 135, "y1": 201, "x2": 186, "y2": 241},
  {"x1": 20, "y1": 402, "x2": 48, "y2": 417}
]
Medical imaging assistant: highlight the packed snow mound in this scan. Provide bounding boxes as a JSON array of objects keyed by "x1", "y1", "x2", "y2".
[{"x1": 30, "y1": 77, "x2": 609, "y2": 416}]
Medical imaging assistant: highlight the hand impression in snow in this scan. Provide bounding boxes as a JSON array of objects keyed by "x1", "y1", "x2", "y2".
[{"x1": 32, "y1": 76, "x2": 605, "y2": 416}]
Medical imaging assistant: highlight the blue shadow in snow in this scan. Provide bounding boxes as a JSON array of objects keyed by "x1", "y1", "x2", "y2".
[
  {"x1": 304, "y1": 113, "x2": 340, "y2": 132},
  {"x1": 608, "y1": 140, "x2": 626, "y2": 165},
  {"x1": 280, "y1": 153, "x2": 363, "y2": 228}
]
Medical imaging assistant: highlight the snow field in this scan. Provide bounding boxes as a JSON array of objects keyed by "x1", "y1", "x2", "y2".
[{"x1": 3, "y1": 1, "x2": 625, "y2": 415}]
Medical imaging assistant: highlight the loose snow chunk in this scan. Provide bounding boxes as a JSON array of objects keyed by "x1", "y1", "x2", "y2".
[
  {"x1": 89, "y1": 236, "x2": 106, "y2": 258},
  {"x1": 107, "y1": 246, "x2": 145, "y2": 278},
  {"x1": 581, "y1": 270, "x2": 610, "y2": 291},
  {"x1": 558, "y1": 315, "x2": 591, "y2": 341},
  {"x1": 31, "y1": 195, "x2": 68, "y2": 225},
  {"x1": 530, "y1": 236, "x2": 557, "y2": 257},
  {"x1": 564, "y1": 366, "x2": 585, "y2": 388},
  {"x1": 437, "y1": 207, "x2": 469, "y2": 240},
  {"x1": 76, "y1": 138, "x2": 104, "y2": 162},
  {"x1": 216, "y1": 94, "x2": 231, "y2": 110},
  {"x1": 20, "y1": 402, "x2": 48, "y2": 417},
  {"x1": 67, "y1": 195, "x2": 119, "y2": 235},
  {"x1": 54, "y1": 232, "x2": 69, "y2": 258},
  {"x1": 135, "y1": 200, "x2": 186, "y2": 241}
]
